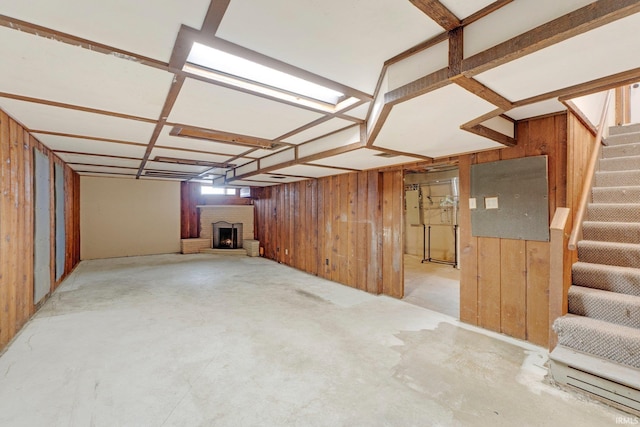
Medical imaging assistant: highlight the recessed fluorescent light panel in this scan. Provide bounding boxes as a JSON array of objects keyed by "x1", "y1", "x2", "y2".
[{"x1": 185, "y1": 42, "x2": 359, "y2": 113}]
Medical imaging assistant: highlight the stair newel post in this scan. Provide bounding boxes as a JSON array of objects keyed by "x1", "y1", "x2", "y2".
[{"x1": 549, "y1": 207, "x2": 571, "y2": 351}]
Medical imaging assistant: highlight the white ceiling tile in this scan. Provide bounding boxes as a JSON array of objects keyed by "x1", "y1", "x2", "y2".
[
  {"x1": 475, "y1": 14, "x2": 640, "y2": 101},
  {"x1": 216, "y1": 0, "x2": 442, "y2": 94},
  {"x1": 71, "y1": 165, "x2": 137, "y2": 175},
  {"x1": 440, "y1": 0, "x2": 496, "y2": 19},
  {"x1": 56, "y1": 153, "x2": 141, "y2": 168},
  {"x1": 309, "y1": 149, "x2": 422, "y2": 170},
  {"x1": 272, "y1": 164, "x2": 351, "y2": 178},
  {"x1": 343, "y1": 103, "x2": 370, "y2": 120},
  {"x1": 33, "y1": 133, "x2": 147, "y2": 158},
  {"x1": 0, "y1": 99, "x2": 155, "y2": 142},
  {"x1": 283, "y1": 118, "x2": 355, "y2": 144},
  {"x1": 0, "y1": 0, "x2": 211, "y2": 62},
  {"x1": 0, "y1": 27, "x2": 173, "y2": 119},
  {"x1": 145, "y1": 161, "x2": 210, "y2": 174},
  {"x1": 464, "y1": 0, "x2": 595, "y2": 57},
  {"x1": 155, "y1": 126, "x2": 251, "y2": 156},
  {"x1": 373, "y1": 84, "x2": 502, "y2": 158},
  {"x1": 505, "y1": 100, "x2": 566, "y2": 121},
  {"x1": 149, "y1": 147, "x2": 235, "y2": 164},
  {"x1": 169, "y1": 78, "x2": 323, "y2": 139}
]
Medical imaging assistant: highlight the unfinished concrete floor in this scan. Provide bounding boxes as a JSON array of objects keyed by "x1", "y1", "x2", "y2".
[
  {"x1": 404, "y1": 254, "x2": 460, "y2": 318},
  {"x1": 0, "y1": 254, "x2": 627, "y2": 426}
]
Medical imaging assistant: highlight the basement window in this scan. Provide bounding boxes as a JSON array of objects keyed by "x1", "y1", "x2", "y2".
[
  {"x1": 184, "y1": 42, "x2": 359, "y2": 113},
  {"x1": 201, "y1": 186, "x2": 237, "y2": 196}
]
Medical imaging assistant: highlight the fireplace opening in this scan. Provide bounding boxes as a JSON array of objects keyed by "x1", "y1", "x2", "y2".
[{"x1": 212, "y1": 221, "x2": 243, "y2": 249}]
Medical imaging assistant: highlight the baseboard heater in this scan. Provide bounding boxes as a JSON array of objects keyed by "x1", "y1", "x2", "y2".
[{"x1": 550, "y1": 346, "x2": 640, "y2": 416}]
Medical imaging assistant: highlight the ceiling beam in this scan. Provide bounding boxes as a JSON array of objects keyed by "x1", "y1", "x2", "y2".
[
  {"x1": 462, "y1": 123, "x2": 516, "y2": 147},
  {"x1": 201, "y1": 0, "x2": 231, "y2": 35},
  {"x1": 452, "y1": 76, "x2": 513, "y2": 110},
  {"x1": 0, "y1": 14, "x2": 168, "y2": 72},
  {"x1": 409, "y1": 0, "x2": 460, "y2": 31},
  {"x1": 462, "y1": 0, "x2": 640, "y2": 77},
  {"x1": 136, "y1": 75, "x2": 186, "y2": 178},
  {"x1": 170, "y1": 125, "x2": 284, "y2": 150}
]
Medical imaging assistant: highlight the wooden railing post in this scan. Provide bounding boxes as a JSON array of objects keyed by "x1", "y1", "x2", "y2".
[{"x1": 549, "y1": 207, "x2": 571, "y2": 351}]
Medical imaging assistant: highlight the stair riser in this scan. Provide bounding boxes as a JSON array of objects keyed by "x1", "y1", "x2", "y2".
[
  {"x1": 553, "y1": 317, "x2": 640, "y2": 369},
  {"x1": 583, "y1": 224, "x2": 640, "y2": 244},
  {"x1": 605, "y1": 133, "x2": 640, "y2": 146},
  {"x1": 578, "y1": 245, "x2": 640, "y2": 268},
  {"x1": 595, "y1": 171, "x2": 640, "y2": 187},
  {"x1": 592, "y1": 187, "x2": 640, "y2": 203},
  {"x1": 588, "y1": 205, "x2": 640, "y2": 222},
  {"x1": 603, "y1": 143, "x2": 640, "y2": 158},
  {"x1": 599, "y1": 156, "x2": 640, "y2": 172},
  {"x1": 569, "y1": 290, "x2": 640, "y2": 329},
  {"x1": 572, "y1": 264, "x2": 640, "y2": 297},
  {"x1": 610, "y1": 124, "x2": 640, "y2": 136}
]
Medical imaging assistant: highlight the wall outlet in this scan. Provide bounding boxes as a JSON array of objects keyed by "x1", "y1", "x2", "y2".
[{"x1": 325, "y1": 258, "x2": 329, "y2": 265}]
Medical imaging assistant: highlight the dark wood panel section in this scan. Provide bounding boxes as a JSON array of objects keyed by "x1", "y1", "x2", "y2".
[
  {"x1": 0, "y1": 109, "x2": 80, "y2": 352},
  {"x1": 458, "y1": 113, "x2": 568, "y2": 347},
  {"x1": 253, "y1": 169, "x2": 397, "y2": 296}
]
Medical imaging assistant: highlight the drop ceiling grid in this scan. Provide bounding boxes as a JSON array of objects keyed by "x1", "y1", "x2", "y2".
[
  {"x1": 33, "y1": 134, "x2": 148, "y2": 158},
  {"x1": 0, "y1": 27, "x2": 174, "y2": 119},
  {"x1": 464, "y1": 0, "x2": 595, "y2": 57},
  {"x1": 169, "y1": 78, "x2": 324, "y2": 140},
  {"x1": 342, "y1": 102, "x2": 370, "y2": 120},
  {"x1": 271, "y1": 164, "x2": 350, "y2": 178},
  {"x1": 215, "y1": 0, "x2": 442, "y2": 94},
  {"x1": 0, "y1": 98, "x2": 156, "y2": 142},
  {"x1": 283, "y1": 118, "x2": 354, "y2": 144},
  {"x1": 373, "y1": 84, "x2": 502, "y2": 158},
  {"x1": 0, "y1": 0, "x2": 211, "y2": 62},
  {"x1": 474, "y1": 13, "x2": 640, "y2": 101},
  {"x1": 309, "y1": 149, "x2": 422, "y2": 170},
  {"x1": 154, "y1": 125, "x2": 251, "y2": 156},
  {"x1": 246, "y1": 174, "x2": 308, "y2": 184}
]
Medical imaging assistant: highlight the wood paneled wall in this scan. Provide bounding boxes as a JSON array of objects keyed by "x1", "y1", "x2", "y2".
[
  {"x1": 180, "y1": 182, "x2": 254, "y2": 239},
  {"x1": 459, "y1": 113, "x2": 568, "y2": 347},
  {"x1": 253, "y1": 170, "x2": 403, "y2": 297},
  {"x1": 0, "y1": 109, "x2": 80, "y2": 351}
]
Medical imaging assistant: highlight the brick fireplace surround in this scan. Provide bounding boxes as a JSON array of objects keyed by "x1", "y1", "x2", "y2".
[{"x1": 180, "y1": 205, "x2": 255, "y2": 254}]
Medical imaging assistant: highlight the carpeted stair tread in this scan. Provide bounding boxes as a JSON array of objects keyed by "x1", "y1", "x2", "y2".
[
  {"x1": 553, "y1": 314, "x2": 640, "y2": 369},
  {"x1": 577, "y1": 240, "x2": 640, "y2": 268},
  {"x1": 587, "y1": 203, "x2": 640, "y2": 222},
  {"x1": 599, "y1": 155, "x2": 640, "y2": 172},
  {"x1": 572, "y1": 262, "x2": 640, "y2": 297},
  {"x1": 592, "y1": 186, "x2": 640, "y2": 203},
  {"x1": 569, "y1": 286, "x2": 640, "y2": 329},
  {"x1": 610, "y1": 123, "x2": 640, "y2": 136},
  {"x1": 605, "y1": 132, "x2": 640, "y2": 146},
  {"x1": 583, "y1": 221, "x2": 640, "y2": 244},
  {"x1": 603, "y1": 142, "x2": 640, "y2": 159},
  {"x1": 595, "y1": 170, "x2": 640, "y2": 187}
]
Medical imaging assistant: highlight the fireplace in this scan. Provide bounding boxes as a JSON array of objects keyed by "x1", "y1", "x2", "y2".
[{"x1": 212, "y1": 221, "x2": 243, "y2": 249}]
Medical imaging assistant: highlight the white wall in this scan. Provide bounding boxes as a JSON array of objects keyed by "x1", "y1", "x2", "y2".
[{"x1": 80, "y1": 176, "x2": 180, "y2": 260}]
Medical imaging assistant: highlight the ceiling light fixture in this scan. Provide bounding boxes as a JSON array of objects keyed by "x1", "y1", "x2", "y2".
[{"x1": 184, "y1": 42, "x2": 360, "y2": 113}]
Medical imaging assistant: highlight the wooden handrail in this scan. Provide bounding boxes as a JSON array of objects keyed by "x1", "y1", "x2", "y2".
[{"x1": 567, "y1": 90, "x2": 613, "y2": 250}]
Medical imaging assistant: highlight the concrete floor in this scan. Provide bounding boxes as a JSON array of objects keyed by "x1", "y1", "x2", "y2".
[
  {"x1": 404, "y1": 254, "x2": 460, "y2": 318},
  {"x1": 0, "y1": 254, "x2": 626, "y2": 426}
]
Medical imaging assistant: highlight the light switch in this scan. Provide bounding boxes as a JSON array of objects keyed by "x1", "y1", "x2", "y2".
[
  {"x1": 485, "y1": 197, "x2": 499, "y2": 209},
  {"x1": 469, "y1": 198, "x2": 477, "y2": 209}
]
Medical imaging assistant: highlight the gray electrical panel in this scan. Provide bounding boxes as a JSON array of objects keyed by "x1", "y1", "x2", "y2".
[{"x1": 470, "y1": 155, "x2": 549, "y2": 241}]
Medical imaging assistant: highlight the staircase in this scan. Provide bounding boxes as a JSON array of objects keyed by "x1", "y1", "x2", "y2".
[{"x1": 550, "y1": 123, "x2": 640, "y2": 415}]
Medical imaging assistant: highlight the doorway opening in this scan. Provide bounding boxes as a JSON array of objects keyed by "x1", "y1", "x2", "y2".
[{"x1": 403, "y1": 166, "x2": 460, "y2": 318}]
